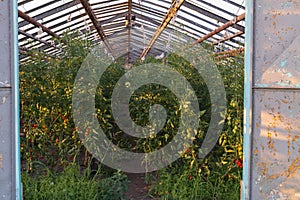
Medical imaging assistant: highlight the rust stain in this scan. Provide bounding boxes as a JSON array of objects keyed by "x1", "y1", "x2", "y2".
[
  {"x1": 258, "y1": 162, "x2": 268, "y2": 176},
  {"x1": 284, "y1": 122, "x2": 292, "y2": 133},
  {"x1": 267, "y1": 130, "x2": 276, "y2": 151},
  {"x1": 281, "y1": 99, "x2": 289, "y2": 104},
  {"x1": 256, "y1": 122, "x2": 260, "y2": 128},
  {"x1": 0, "y1": 154, "x2": 2, "y2": 169},
  {"x1": 285, "y1": 27, "x2": 293, "y2": 31},
  {"x1": 268, "y1": 173, "x2": 281, "y2": 179},
  {"x1": 285, "y1": 157, "x2": 300, "y2": 177},
  {"x1": 254, "y1": 148, "x2": 259, "y2": 155},
  {"x1": 292, "y1": 135, "x2": 299, "y2": 143},
  {"x1": 288, "y1": 134, "x2": 291, "y2": 156}
]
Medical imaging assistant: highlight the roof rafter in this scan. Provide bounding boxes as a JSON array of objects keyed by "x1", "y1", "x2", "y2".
[
  {"x1": 215, "y1": 47, "x2": 245, "y2": 59},
  {"x1": 194, "y1": 12, "x2": 245, "y2": 44},
  {"x1": 19, "y1": 46, "x2": 58, "y2": 61},
  {"x1": 18, "y1": 0, "x2": 81, "y2": 27},
  {"x1": 100, "y1": 11, "x2": 128, "y2": 25},
  {"x1": 213, "y1": 31, "x2": 244, "y2": 45},
  {"x1": 215, "y1": 47, "x2": 245, "y2": 56},
  {"x1": 139, "y1": 0, "x2": 185, "y2": 59},
  {"x1": 125, "y1": 0, "x2": 133, "y2": 67},
  {"x1": 184, "y1": 1, "x2": 244, "y2": 32},
  {"x1": 18, "y1": 29, "x2": 59, "y2": 49},
  {"x1": 18, "y1": 10, "x2": 62, "y2": 42},
  {"x1": 79, "y1": 0, "x2": 115, "y2": 58}
]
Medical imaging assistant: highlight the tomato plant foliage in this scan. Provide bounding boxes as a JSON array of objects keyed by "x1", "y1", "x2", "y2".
[
  {"x1": 20, "y1": 31, "x2": 244, "y2": 198},
  {"x1": 20, "y1": 31, "x2": 92, "y2": 170}
]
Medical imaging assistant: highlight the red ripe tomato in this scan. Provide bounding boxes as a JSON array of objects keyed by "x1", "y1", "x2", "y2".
[{"x1": 235, "y1": 159, "x2": 243, "y2": 168}]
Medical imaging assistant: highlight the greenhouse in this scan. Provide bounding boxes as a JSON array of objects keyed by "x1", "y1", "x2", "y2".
[{"x1": 0, "y1": 0, "x2": 299, "y2": 199}]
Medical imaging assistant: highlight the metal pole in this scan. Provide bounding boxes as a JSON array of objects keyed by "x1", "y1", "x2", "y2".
[
  {"x1": 242, "y1": 0, "x2": 253, "y2": 199},
  {"x1": 0, "y1": 0, "x2": 21, "y2": 199}
]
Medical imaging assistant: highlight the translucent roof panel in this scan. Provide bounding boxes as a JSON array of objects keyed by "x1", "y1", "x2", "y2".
[{"x1": 18, "y1": 0, "x2": 246, "y2": 62}]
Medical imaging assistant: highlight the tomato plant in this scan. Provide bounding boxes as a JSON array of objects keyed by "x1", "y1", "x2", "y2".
[
  {"x1": 20, "y1": 31, "x2": 92, "y2": 171},
  {"x1": 20, "y1": 30, "x2": 244, "y2": 199}
]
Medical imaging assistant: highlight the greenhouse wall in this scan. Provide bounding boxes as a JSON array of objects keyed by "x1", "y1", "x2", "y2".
[
  {"x1": 244, "y1": 0, "x2": 300, "y2": 199},
  {"x1": 0, "y1": 0, "x2": 20, "y2": 199}
]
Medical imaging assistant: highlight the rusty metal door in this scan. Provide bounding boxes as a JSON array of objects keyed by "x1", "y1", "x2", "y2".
[{"x1": 243, "y1": 0, "x2": 300, "y2": 199}]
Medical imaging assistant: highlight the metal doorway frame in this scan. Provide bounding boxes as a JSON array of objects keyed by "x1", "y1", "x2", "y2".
[{"x1": 0, "y1": 0, "x2": 21, "y2": 199}]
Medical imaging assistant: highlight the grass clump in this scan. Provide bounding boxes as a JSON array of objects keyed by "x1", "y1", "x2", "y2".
[{"x1": 22, "y1": 163, "x2": 128, "y2": 200}]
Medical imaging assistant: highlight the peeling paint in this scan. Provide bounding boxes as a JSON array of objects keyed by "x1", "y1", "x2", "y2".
[
  {"x1": 0, "y1": 80, "x2": 10, "y2": 87},
  {"x1": 256, "y1": 83, "x2": 269, "y2": 87},
  {"x1": 1, "y1": 96, "x2": 6, "y2": 104},
  {"x1": 252, "y1": 90, "x2": 300, "y2": 199},
  {"x1": 267, "y1": 189, "x2": 288, "y2": 200},
  {"x1": 280, "y1": 60, "x2": 287, "y2": 67},
  {"x1": 280, "y1": 2, "x2": 292, "y2": 9},
  {"x1": 284, "y1": 72, "x2": 292, "y2": 78}
]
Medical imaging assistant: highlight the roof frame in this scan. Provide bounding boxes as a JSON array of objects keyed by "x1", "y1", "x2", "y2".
[
  {"x1": 213, "y1": 31, "x2": 244, "y2": 45},
  {"x1": 79, "y1": 0, "x2": 115, "y2": 57},
  {"x1": 18, "y1": 0, "x2": 81, "y2": 27},
  {"x1": 139, "y1": 0, "x2": 185, "y2": 59},
  {"x1": 194, "y1": 12, "x2": 245, "y2": 44},
  {"x1": 18, "y1": 10, "x2": 62, "y2": 41},
  {"x1": 18, "y1": 29, "x2": 59, "y2": 49},
  {"x1": 18, "y1": 0, "x2": 246, "y2": 63},
  {"x1": 125, "y1": 0, "x2": 133, "y2": 67},
  {"x1": 184, "y1": 1, "x2": 245, "y2": 32}
]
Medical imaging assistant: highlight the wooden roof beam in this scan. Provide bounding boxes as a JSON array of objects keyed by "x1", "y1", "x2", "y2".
[
  {"x1": 18, "y1": 29, "x2": 60, "y2": 49},
  {"x1": 194, "y1": 12, "x2": 245, "y2": 44},
  {"x1": 213, "y1": 31, "x2": 244, "y2": 45},
  {"x1": 215, "y1": 47, "x2": 244, "y2": 55},
  {"x1": 214, "y1": 47, "x2": 245, "y2": 59},
  {"x1": 139, "y1": 0, "x2": 185, "y2": 59},
  {"x1": 125, "y1": 0, "x2": 133, "y2": 68},
  {"x1": 19, "y1": 46, "x2": 58, "y2": 61},
  {"x1": 18, "y1": 10, "x2": 62, "y2": 42},
  {"x1": 18, "y1": 0, "x2": 80, "y2": 27},
  {"x1": 79, "y1": 0, "x2": 116, "y2": 58}
]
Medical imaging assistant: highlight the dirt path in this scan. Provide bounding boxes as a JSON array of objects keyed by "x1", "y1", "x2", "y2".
[{"x1": 125, "y1": 173, "x2": 154, "y2": 200}]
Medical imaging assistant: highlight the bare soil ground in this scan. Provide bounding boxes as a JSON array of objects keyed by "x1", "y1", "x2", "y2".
[{"x1": 125, "y1": 173, "x2": 156, "y2": 200}]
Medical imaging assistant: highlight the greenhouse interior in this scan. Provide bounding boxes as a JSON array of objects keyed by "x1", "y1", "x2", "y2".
[{"x1": 0, "y1": 0, "x2": 300, "y2": 199}]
